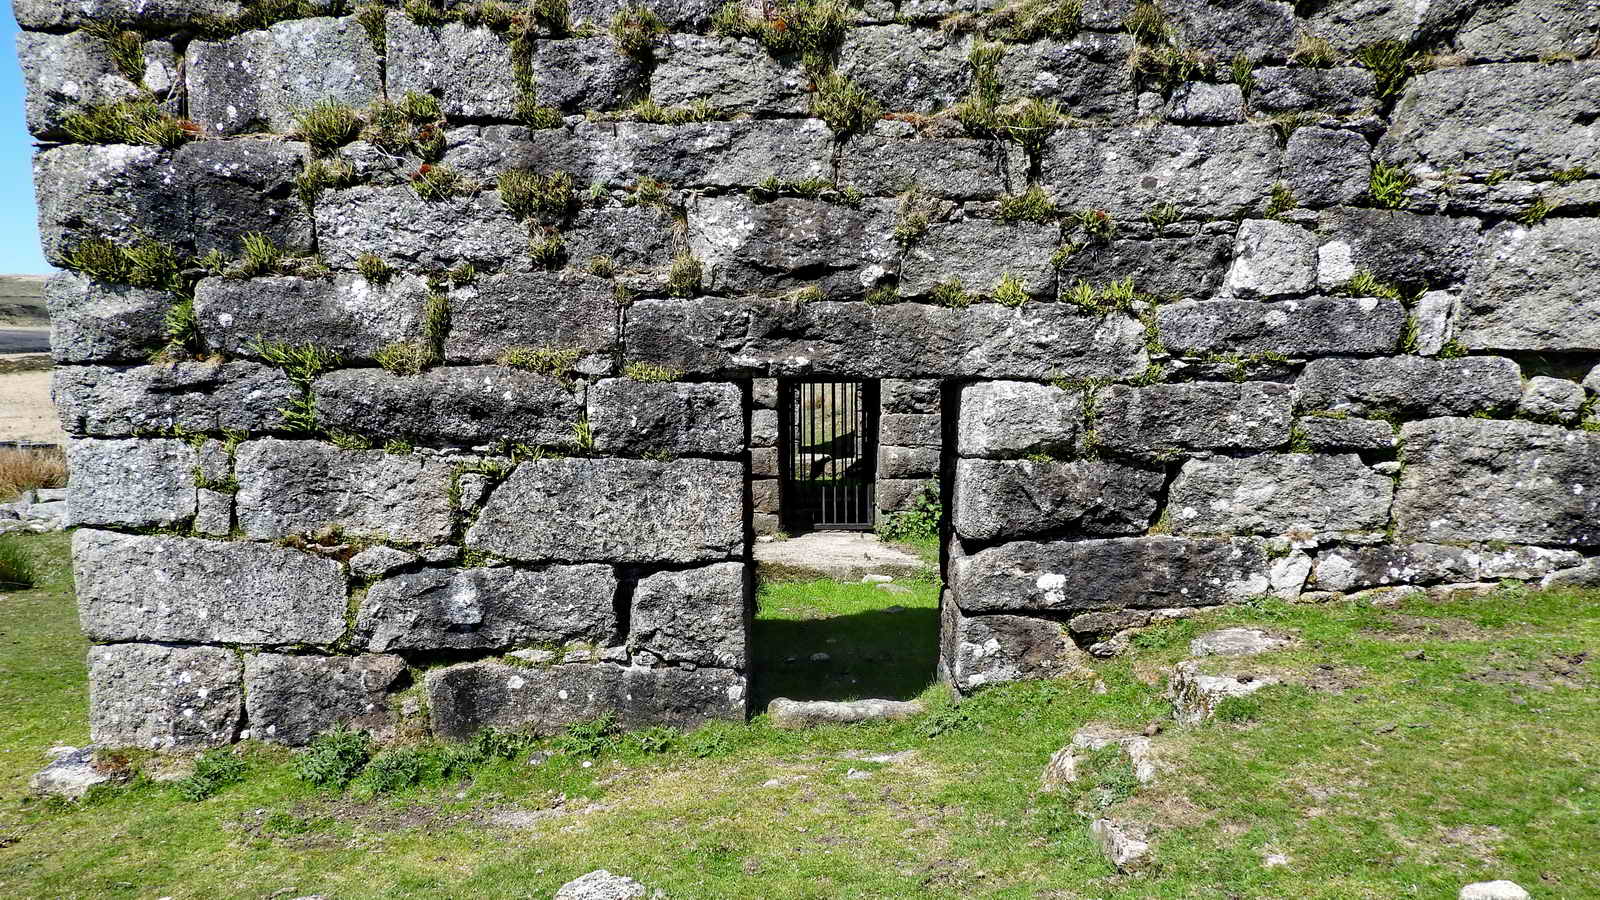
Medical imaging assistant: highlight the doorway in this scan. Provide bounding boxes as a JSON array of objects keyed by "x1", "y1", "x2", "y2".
[{"x1": 778, "y1": 379, "x2": 879, "y2": 532}]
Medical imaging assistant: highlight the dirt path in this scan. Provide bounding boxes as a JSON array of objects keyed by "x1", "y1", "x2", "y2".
[{"x1": 0, "y1": 363, "x2": 62, "y2": 444}]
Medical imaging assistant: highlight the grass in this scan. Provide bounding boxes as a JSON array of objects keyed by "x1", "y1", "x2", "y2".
[
  {"x1": 497, "y1": 170, "x2": 575, "y2": 221},
  {"x1": 0, "y1": 448, "x2": 67, "y2": 502},
  {"x1": 2, "y1": 533, "x2": 1598, "y2": 898},
  {"x1": 61, "y1": 99, "x2": 197, "y2": 148},
  {"x1": 810, "y1": 71, "x2": 881, "y2": 137},
  {"x1": 293, "y1": 98, "x2": 364, "y2": 156}
]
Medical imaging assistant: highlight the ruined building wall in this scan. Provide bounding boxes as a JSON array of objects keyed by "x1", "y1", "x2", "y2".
[{"x1": 15, "y1": 0, "x2": 1600, "y2": 748}]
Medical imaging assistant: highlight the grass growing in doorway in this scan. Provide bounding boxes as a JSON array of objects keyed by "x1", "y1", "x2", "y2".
[{"x1": 753, "y1": 577, "x2": 941, "y2": 708}]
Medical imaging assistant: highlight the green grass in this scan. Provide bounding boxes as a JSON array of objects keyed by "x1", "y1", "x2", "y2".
[
  {"x1": 1, "y1": 534, "x2": 1598, "y2": 898},
  {"x1": 753, "y1": 577, "x2": 941, "y2": 709}
]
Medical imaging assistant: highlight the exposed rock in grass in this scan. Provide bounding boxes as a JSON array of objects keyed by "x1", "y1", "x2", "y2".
[
  {"x1": 767, "y1": 698, "x2": 924, "y2": 730},
  {"x1": 29, "y1": 746, "x2": 112, "y2": 799},
  {"x1": 1170, "y1": 662, "x2": 1280, "y2": 726},
  {"x1": 1040, "y1": 723, "x2": 1158, "y2": 792},
  {"x1": 1458, "y1": 882, "x2": 1530, "y2": 900},
  {"x1": 1189, "y1": 627, "x2": 1296, "y2": 658},
  {"x1": 1088, "y1": 818, "x2": 1151, "y2": 871},
  {"x1": 554, "y1": 870, "x2": 655, "y2": 899}
]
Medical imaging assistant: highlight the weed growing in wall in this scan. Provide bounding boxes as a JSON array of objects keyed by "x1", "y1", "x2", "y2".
[
  {"x1": 376, "y1": 342, "x2": 429, "y2": 376},
  {"x1": 999, "y1": 98, "x2": 1062, "y2": 157},
  {"x1": 999, "y1": 186, "x2": 1058, "y2": 223},
  {"x1": 877, "y1": 483, "x2": 940, "y2": 544},
  {"x1": 811, "y1": 71, "x2": 881, "y2": 137},
  {"x1": 294, "y1": 98, "x2": 364, "y2": 156},
  {"x1": 498, "y1": 170, "x2": 576, "y2": 220},
  {"x1": 295, "y1": 158, "x2": 358, "y2": 208},
  {"x1": 932, "y1": 277, "x2": 971, "y2": 308},
  {"x1": 714, "y1": 0, "x2": 851, "y2": 67},
  {"x1": 62, "y1": 99, "x2": 197, "y2": 148},
  {"x1": 1145, "y1": 202, "x2": 1180, "y2": 229},
  {"x1": 498, "y1": 346, "x2": 581, "y2": 378},
  {"x1": 235, "y1": 233, "x2": 285, "y2": 278},
  {"x1": 893, "y1": 185, "x2": 933, "y2": 249},
  {"x1": 1355, "y1": 39, "x2": 1418, "y2": 100},
  {"x1": 355, "y1": 253, "x2": 393, "y2": 284},
  {"x1": 623, "y1": 362, "x2": 683, "y2": 383},
  {"x1": 1072, "y1": 208, "x2": 1117, "y2": 242},
  {"x1": 667, "y1": 254, "x2": 703, "y2": 298},
  {"x1": 1290, "y1": 30, "x2": 1339, "y2": 68},
  {"x1": 624, "y1": 98, "x2": 717, "y2": 125},
  {"x1": 1231, "y1": 53, "x2": 1255, "y2": 98},
  {"x1": 81, "y1": 19, "x2": 146, "y2": 83},
  {"x1": 992, "y1": 273, "x2": 1028, "y2": 307},
  {"x1": 944, "y1": 0, "x2": 1084, "y2": 42},
  {"x1": 610, "y1": 4, "x2": 666, "y2": 61},
  {"x1": 529, "y1": 229, "x2": 567, "y2": 269},
  {"x1": 62, "y1": 237, "x2": 183, "y2": 292},
  {"x1": 1265, "y1": 182, "x2": 1297, "y2": 219},
  {"x1": 409, "y1": 164, "x2": 472, "y2": 201},
  {"x1": 1368, "y1": 162, "x2": 1415, "y2": 209},
  {"x1": 624, "y1": 176, "x2": 670, "y2": 208},
  {"x1": 1518, "y1": 196, "x2": 1553, "y2": 225}
]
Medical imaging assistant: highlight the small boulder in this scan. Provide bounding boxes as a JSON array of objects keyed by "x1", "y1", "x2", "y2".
[
  {"x1": 1041, "y1": 723, "x2": 1158, "y2": 791},
  {"x1": 1459, "y1": 882, "x2": 1530, "y2": 900},
  {"x1": 767, "y1": 698, "x2": 924, "y2": 729},
  {"x1": 1171, "y1": 662, "x2": 1280, "y2": 726},
  {"x1": 1189, "y1": 627, "x2": 1295, "y2": 658},
  {"x1": 30, "y1": 746, "x2": 112, "y2": 799},
  {"x1": 553, "y1": 870, "x2": 652, "y2": 900},
  {"x1": 1089, "y1": 818, "x2": 1151, "y2": 871}
]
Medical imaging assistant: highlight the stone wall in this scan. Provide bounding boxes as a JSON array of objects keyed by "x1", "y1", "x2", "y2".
[{"x1": 17, "y1": 0, "x2": 1600, "y2": 748}]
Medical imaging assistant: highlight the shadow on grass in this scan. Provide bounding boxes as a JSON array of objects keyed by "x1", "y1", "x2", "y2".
[{"x1": 751, "y1": 605, "x2": 940, "y2": 709}]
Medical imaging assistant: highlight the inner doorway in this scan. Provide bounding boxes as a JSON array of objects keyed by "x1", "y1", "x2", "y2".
[{"x1": 778, "y1": 379, "x2": 879, "y2": 532}]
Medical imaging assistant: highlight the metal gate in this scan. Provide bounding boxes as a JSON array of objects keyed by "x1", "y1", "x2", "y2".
[{"x1": 780, "y1": 380, "x2": 878, "y2": 531}]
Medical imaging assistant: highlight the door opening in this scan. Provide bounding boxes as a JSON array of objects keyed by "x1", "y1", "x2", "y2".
[{"x1": 779, "y1": 379, "x2": 878, "y2": 532}]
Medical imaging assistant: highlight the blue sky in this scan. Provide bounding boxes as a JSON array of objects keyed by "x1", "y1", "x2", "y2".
[{"x1": 2, "y1": 8, "x2": 51, "y2": 275}]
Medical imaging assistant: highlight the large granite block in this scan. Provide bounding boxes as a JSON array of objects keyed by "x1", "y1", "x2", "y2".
[
  {"x1": 957, "y1": 381, "x2": 1082, "y2": 458},
  {"x1": 628, "y1": 562, "x2": 749, "y2": 669},
  {"x1": 1097, "y1": 381, "x2": 1292, "y2": 452},
  {"x1": 952, "y1": 536, "x2": 1287, "y2": 612},
  {"x1": 66, "y1": 438, "x2": 195, "y2": 529},
  {"x1": 1044, "y1": 126, "x2": 1281, "y2": 219},
  {"x1": 624, "y1": 298, "x2": 1146, "y2": 380},
  {"x1": 466, "y1": 458, "x2": 743, "y2": 563},
  {"x1": 426, "y1": 661, "x2": 746, "y2": 739},
  {"x1": 687, "y1": 196, "x2": 898, "y2": 299},
  {"x1": 953, "y1": 458, "x2": 1162, "y2": 542},
  {"x1": 186, "y1": 14, "x2": 382, "y2": 135},
  {"x1": 244, "y1": 654, "x2": 407, "y2": 746},
  {"x1": 589, "y1": 379, "x2": 744, "y2": 457},
  {"x1": 315, "y1": 367, "x2": 584, "y2": 446},
  {"x1": 1294, "y1": 356, "x2": 1522, "y2": 417},
  {"x1": 1156, "y1": 297, "x2": 1406, "y2": 356},
  {"x1": 89, "y1": 644, "x2": 243, "y2": 750},
  {"x1": 52, "y1": 362, "x2": 299, "y2": 436},
  {"x1": 1381, "y1": 63, "x2": 1600, "y2": 176},
  {"x1": 234, "y1": 439, "x2": 456, "y2": 543},
  {"x1": 1166, "y1": 453, "x2": 1394, "y2": 538},
  {"x1": 73, "y1": 529, "x2": 346, "y2": 645},
  {"x1": 358, "y1": 565, "x2": 619, "y2": 652},
  {"x1": 444, "y1": 272, "x2": 618, "y2": 366},
  {"x1": 1394, "y1": 417, "x2": 1600, "y2": 546},
  {"x1": 1458, "y1": 219, "x2": 1600, "y2": 352},
  {"x1": 195, "y1": 274, "x2": 430, "y2": 361}
]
